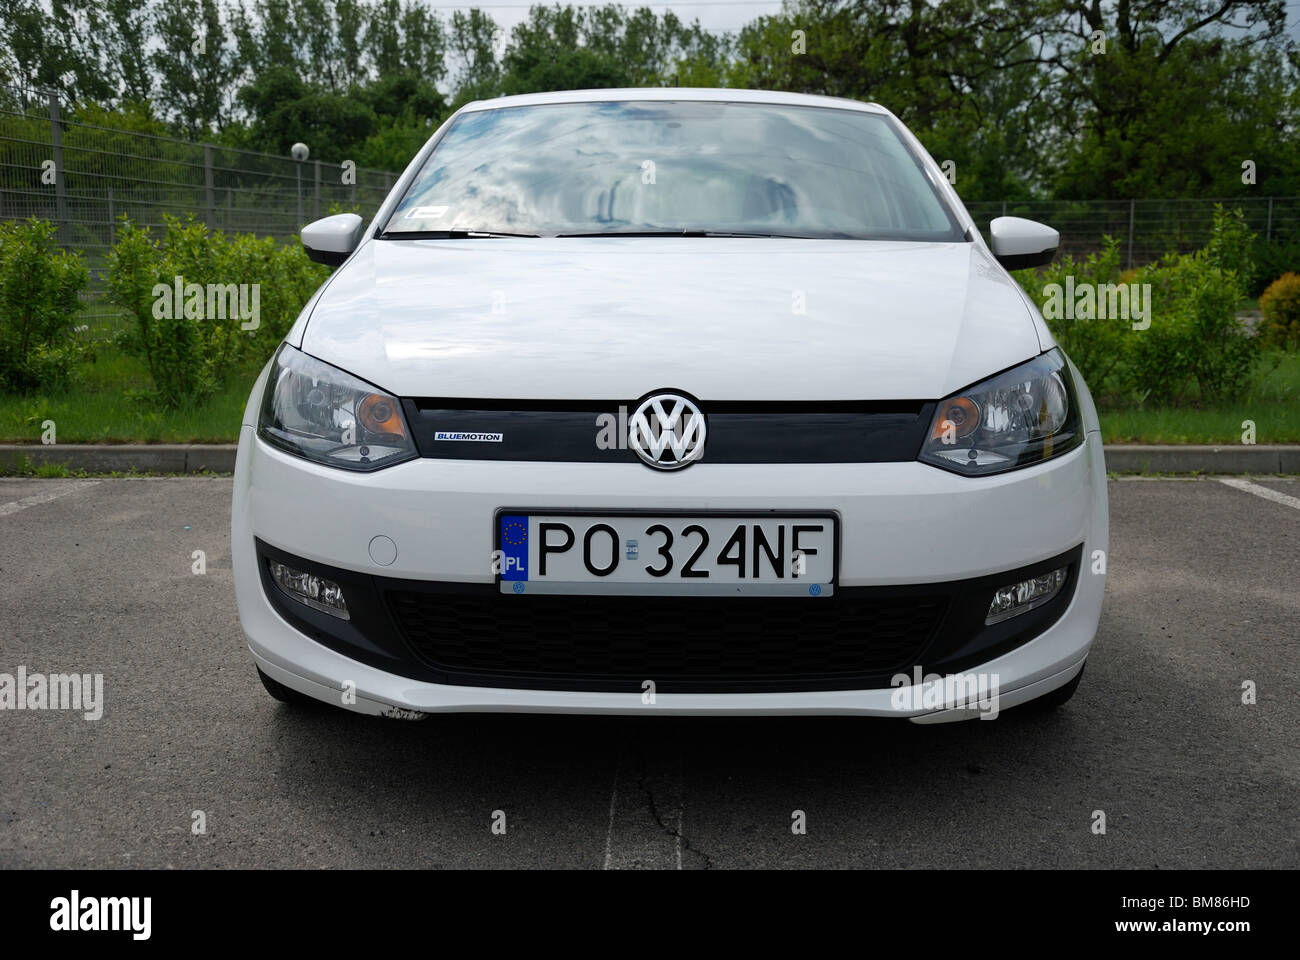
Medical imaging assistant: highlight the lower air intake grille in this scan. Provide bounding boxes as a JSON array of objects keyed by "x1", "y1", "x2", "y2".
[{"x1": 385, "y1": 590, "x2": 949, "y2": 692}]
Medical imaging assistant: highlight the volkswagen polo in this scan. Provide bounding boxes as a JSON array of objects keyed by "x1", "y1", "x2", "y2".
[{"x1": 231, "y1": 88, "x2": 1107, "y2": 721}]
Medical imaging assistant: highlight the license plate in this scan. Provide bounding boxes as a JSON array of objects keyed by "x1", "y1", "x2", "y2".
[{"x1": 496, "y1": 512, "x2": 836, "y2": 596}]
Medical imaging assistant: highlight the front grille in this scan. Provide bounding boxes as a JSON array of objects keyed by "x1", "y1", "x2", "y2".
[
  {"x1": 385, "y1": 590, "x2": 949, "y2": 692},
  {"x1": 402, "y1": 398, "x2": 934, "y2": 464}
]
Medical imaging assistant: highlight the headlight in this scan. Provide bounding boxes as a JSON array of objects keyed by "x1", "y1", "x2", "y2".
[
  {"x1": 258, "y1": 343, "x2": 416, "y2": 471},
  {"x1": 918, "y1": 348, "x2": 1082, "y2": 476}
]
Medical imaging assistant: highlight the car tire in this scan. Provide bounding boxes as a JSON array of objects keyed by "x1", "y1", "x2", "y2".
[
  {"x1": 257, "y1": 666, "x2": 320, "y2": 709},
  {"x1": 1018, "y1": 663, "x2": 1086, "y2": 713}
]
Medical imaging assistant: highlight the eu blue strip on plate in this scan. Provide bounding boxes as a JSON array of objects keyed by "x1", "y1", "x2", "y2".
[{"x1": 499, "y1": 514, "x2": 529, "y2": 581}]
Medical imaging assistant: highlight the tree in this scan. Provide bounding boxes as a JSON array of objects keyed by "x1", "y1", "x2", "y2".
[
  {"x1": 399, "y1": 1, "x2": 447, "y2": 82},
  {"x1": 1041, "y1": 1, "x2": 1295, "y2": 198},
  {"x1": 359, "y1": 71, "x2": 447, "y2": 122},
  {"x1": 365, "y1": 0, "x2": 403, "y2": 77},
  {"x1": 296, "y1": 0, "x2": 344, "y2": 91},
  {"x1": 335, "y1": 0, "x2": 367, "y2": 87},
  {"x1": 104, "y1": 0, "x2": 152, "y2": 103},
  {"x1": 730, "y1": 2, "x2": 1057, "y2": 196},
  {"x1": 151, "y1": 0, "x2": 237, "y2": 134},
  {"x1": 497, "y1": 5, "x2": 724, "y2": 96},
  {"x1": 501, "y1": 5, "x2": 631, "y2": 95},
  {"x1": 728, "y1": 0, "x2": 1298, "y2": 201},
  {"x1": 235, "y1": 65, "x2": 377, "y2": 158},
  {"x1": 449, "y1": 8, "x2": 502, "y2": 104},
  {"x1": 0, "y1": 0, "x2": 49, "y2": 102}
]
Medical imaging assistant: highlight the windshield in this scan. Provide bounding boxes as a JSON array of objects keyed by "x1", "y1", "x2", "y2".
[{"x1": 382, "y1": 100, "x2": 965, "y2": 241}]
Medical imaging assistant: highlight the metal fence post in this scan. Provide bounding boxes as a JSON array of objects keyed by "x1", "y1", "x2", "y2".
[
  {"x1": 1127, "y1": 199, "x2": 1136, "y2": 270},
  {"x1": 49, "y1": 91, "x2": 67, "y2": 245},
  {"x1": 204, "y1": 143, "x2": 215, "y2": 228},
  {"x1": 107, "y1": 187, "x2": 114, "y2": 234},
  {"x1": 314, "y1": 159, "x2": 321, "y2": 220},
  {"x1": 1266, "y1": 197, "x2": 1273, "y2": 243}
]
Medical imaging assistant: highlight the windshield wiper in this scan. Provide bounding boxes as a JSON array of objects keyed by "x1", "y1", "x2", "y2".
[
  {"x1": 554, "y1": 230, "x2": 793, "y2": 238},
  {"x1": 383, "y1": 228, "x2": 833, "y2": 240},
  {"x1": 380, "y1": 229, "x2": 541, "y2": 239}
]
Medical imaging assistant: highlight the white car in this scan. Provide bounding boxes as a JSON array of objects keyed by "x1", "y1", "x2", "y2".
[{"x1": 231, "y1": 88, "x2": 1107, "y2": 722}]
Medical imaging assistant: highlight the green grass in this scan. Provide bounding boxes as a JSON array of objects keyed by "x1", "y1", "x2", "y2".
[
  {"x1": 0, "y1": 346, "x2": 257, "y2": 443},
  {"x1": 2, "y1": 298, "x2": 257, "y2": 443},
  {"x1": 33, "y1": 460, "x2": 74, "y2": 477},
  {"x1": 1100, "y1": 350, "x2": 1300, "y2": 443}
]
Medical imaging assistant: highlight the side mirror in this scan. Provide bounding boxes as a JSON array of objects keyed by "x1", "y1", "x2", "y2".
[
  {"x1": 301, "y1": 213, "x2": 364, "y2": 267},
  {"x1": 989, "y1": 217, "x2": 1059, "y2": 270}
]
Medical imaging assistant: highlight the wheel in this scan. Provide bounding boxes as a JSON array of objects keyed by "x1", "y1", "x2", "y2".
[
  {"x1": 1017, "y1": 663, "x2": 1086, "y2": 714},
  {"x1": 256, "y1": 666, "x2": 321, "y2": 709}
]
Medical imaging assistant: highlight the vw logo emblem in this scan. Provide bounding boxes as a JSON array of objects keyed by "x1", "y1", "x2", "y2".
[{"x1": 628, "y1": 392, "x2": 707, "y2": 470}]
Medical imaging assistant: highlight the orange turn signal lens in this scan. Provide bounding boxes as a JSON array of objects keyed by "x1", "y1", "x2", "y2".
[
  {"x1": 931, "y1": 396, "x2": 980, "y2": 441},
  {"x1": 358, "y1": 393, "x2": 407, "y2": 438}
]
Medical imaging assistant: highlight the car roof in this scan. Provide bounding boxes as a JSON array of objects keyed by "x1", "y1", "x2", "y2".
[{"x1": 459, "y1": 87, "x2": 889, "y2": 115}]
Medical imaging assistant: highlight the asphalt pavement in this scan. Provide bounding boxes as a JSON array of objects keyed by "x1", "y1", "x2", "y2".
[{"x1": 0, "y1": 476, "x2": 1296, "y2": 869}]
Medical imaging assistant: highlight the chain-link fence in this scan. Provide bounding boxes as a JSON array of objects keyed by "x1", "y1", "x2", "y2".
[
  {"x1": 0, "y1": 86, "x2": 400, "y2": 321},
  {"x1": 965, "y1": 196, "x2": 1300, "y2": 268}
]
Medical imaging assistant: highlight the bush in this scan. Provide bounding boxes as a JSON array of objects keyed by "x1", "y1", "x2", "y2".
[
  {"x1": 1015, "y1": 208, "x2": 1260, "y2": 407},
  {"x1": 0, "y1": 219, "x2": 88, "y2": 392},
  {"x1": 1131, "y1": 255, "x2": 1255, "y2": 405},
  {"x1": 1128, "y1": 208, "x2": 1257, "y2": 405},
  {"x1": 1012, "y1": 236, "x2": 1131, "y2": 393},
  {"x1": 105, "y1": 219, "x2": 208, "y2": 406},
  {"x1": 106, "y1": 216, "x2": 328, "y2": 407},
  {"x1": 1259, "y1": 272, "x2": 1300, "y2": 350},
  {"x1": 1248, "y1": 237, "x2": 1300, "y2": 298},
  {"x1": 1201, "y1": 203, "x2": 1254, "y2": 289}
]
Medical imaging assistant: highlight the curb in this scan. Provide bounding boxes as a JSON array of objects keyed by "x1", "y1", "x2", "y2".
[
  {"x1": 0, "y1": 444, "x2": 237, "y2": 474},
  {"x1": 1100, "y1": 444, "x2": 1300, "y2": 474},
  {"x1": 0, "y1": 443, "x2": 1297, "y2": 476}
]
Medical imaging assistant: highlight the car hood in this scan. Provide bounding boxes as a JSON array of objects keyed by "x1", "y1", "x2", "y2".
[{"x1": 299, "y1": 237, "x2": 1043, "y2": 401}]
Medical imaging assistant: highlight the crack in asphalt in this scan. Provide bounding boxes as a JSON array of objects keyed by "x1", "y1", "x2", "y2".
[{"x1": 635, "y1": 761, "x2": 714, "y2": 870}]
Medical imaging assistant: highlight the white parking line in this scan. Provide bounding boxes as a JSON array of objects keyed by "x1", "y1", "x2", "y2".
[
  {"x1": 602, "y1": 759, "x2": 619, "y2": 871},
  {"x1": 0, "y1": 481, "x2": 100, "y2": 517},
  {"x1": 1218, "y1": 478, "x2": 1300, "y2": 512},
  {"x1": 674, "y1": 754, "x2": 684, "y2": 871},
  {"x1": 602, "y1": 747, "x2": 686, "y2": 870}
]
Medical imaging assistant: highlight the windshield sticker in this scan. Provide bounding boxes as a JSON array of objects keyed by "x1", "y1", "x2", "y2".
[{"x1": 406, "y1": 205, "x2": 449, "y2": 220}]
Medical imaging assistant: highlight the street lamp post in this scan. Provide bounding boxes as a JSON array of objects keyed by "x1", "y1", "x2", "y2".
[{"x1": 291, "y1": 142, "x2": 309, "y2": 227}]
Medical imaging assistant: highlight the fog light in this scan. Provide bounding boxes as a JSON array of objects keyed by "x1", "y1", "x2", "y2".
[
  {"x1": 269, "y1": 560, "x2": 350, "y2": 620},
  {"x1": 985, "y1": 567, "x2": 1067, "y2": 625}
]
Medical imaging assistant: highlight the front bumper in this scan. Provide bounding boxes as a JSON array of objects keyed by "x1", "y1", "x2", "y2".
[{"x1": 232, "y1": 426, "x2": 1108, "y2": 719}]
